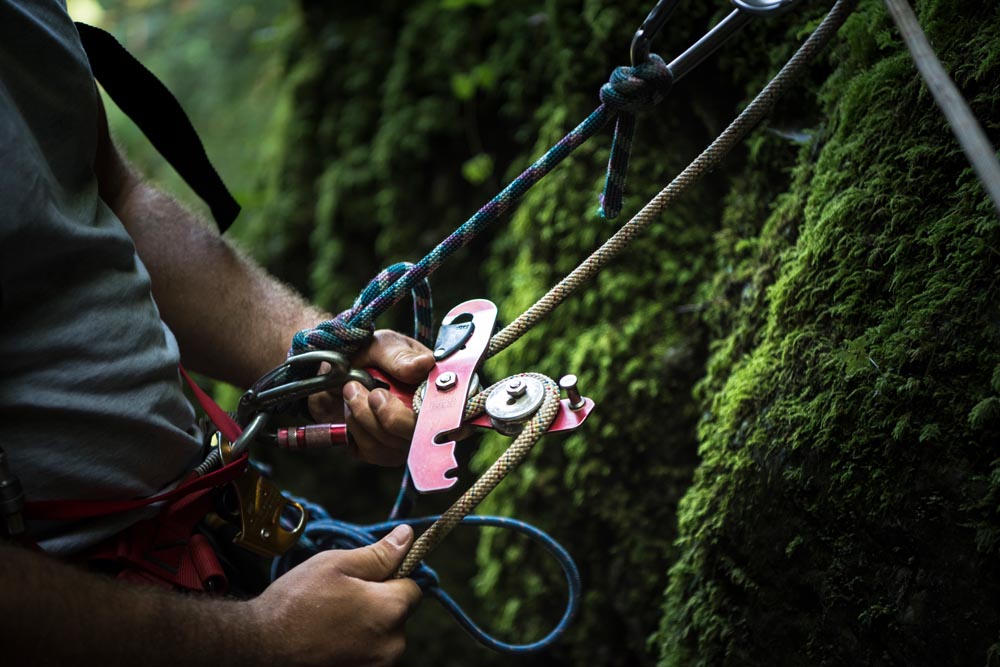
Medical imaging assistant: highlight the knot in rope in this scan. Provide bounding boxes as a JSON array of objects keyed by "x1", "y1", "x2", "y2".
[
  {"x1": 290, "y1": 262, "x2": 434, "y2": 360},
  {"x1": 597, "y1": 53, "x2": 673, "y2": 220},
  {"x1": 291, "y1": 306, "x2": 375, "y2": 358},
  {"x1": 599, "y1": 53, "x2": 672, "y2": 113}
]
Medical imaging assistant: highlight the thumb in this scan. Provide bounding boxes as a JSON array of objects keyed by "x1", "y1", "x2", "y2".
[
  {"x1": 355, "y1": 330, "x2": 435, "y2": 385},
  {"x1": 336, "y1": 524, "x2": 414, "y2": 581}
]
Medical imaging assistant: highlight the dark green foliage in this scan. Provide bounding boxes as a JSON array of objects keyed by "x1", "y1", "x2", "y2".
[
  {"x1": 658, "y1": 1, "x2": 1000, "y2": 665},
  {"x1": 101, "y1": 0, "x2": 1000, "y2": 663}
]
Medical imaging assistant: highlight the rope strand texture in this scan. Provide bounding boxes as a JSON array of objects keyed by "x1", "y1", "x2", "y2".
[
  {"x1": 487, "y1": 0, "x2": 857, "y2": 359},
  {"x1": 399, "y1": 373, "x2": 561, "y2": 577},
  {"x1": 882, "y1": 0, "x2": 1000, "y2": 216}
]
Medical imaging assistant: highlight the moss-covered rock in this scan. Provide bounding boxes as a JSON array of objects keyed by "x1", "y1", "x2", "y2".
[{"x1": 657, "y1": 1, "x2": 1000, "y2": 665}]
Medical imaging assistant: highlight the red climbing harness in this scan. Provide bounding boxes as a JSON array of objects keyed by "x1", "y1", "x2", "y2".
[{"x1": 20, "y1": 368, "x2": 249, "y2": 593}]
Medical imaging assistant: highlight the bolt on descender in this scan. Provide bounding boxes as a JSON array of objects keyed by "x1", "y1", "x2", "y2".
[
  {"x1": 407, "y1": 299, "x2": 595, "y2": 493},
  {"x1": 220, "y1": 299, "x2": 594, "y2": 499}
]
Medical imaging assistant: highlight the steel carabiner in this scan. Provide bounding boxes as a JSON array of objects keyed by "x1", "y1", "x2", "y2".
[
  {"x1": 236, "y1": 350, "x2": 376, "y2": 426},
  {"x1": 630, "y1": 0, "x2": 807, "y2": 79}
]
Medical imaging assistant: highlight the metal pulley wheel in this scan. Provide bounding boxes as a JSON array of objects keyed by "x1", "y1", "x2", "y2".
[{"x1": 484, "y1": 376, "x2": 546, "y2": 436}]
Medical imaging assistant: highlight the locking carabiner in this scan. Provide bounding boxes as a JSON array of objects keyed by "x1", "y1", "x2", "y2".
[
  {"x1": 630, "y1": 0, "x2": 807, "y2": 79},
  {"x1": 236, "y1": 350, "x2": 376, "y2": 426}
]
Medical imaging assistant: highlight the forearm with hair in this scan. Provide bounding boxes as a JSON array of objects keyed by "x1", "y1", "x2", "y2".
[
  {"x1": 110, "y1": 177, "x2": 327, "y2": 388},
  {"x1": 0, "y1": 543, "x2": 272, "y2": 667},
  {"x1": 92, "y1": 94, "x2": 325, "y2": 388}
]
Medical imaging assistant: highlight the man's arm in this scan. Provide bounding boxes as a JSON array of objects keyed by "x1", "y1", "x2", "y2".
[
  {"x1": 93, "y1": 96, "x2": 433, "y2": 461},
  {"x1": 2, "y1": 526, "x2": 420, "y2": 667},
  {"x1": 93, "y1": 99, "x2": 321, "y2": 389}
]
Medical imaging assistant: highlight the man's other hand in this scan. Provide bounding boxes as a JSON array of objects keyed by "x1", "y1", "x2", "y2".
[
  {"x1": 308, "y1": 330, "x2": 434, "y2": 466},
  {"x1": 250, "y1": 524, "x2": 422, "y2": 666}
]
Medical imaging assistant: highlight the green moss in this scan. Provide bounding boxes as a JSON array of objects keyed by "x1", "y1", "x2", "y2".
[
  {"x1": 657, "y1": 1, "x2": 1000, "y2": 665},
  {"x1": 256, "y1": 0, "x2": 1000, "y2": 664}
]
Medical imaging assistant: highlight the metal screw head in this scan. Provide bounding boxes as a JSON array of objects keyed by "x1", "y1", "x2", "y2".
[
  {"x1": 260, "y1": 528, "x2": 272, "y2": 540},
  {"x1": 559, "y1": 374, "x2": 586, "y2": 410},
  {"x1": 435, "y1": 371, "x2": 458, "y2": 391},
  {"x1": 485, "y1": 376, "x2": 546, "y2": 435},
  {"x1": 506, "y1": 377, "x2": 527, "y2": 398}
]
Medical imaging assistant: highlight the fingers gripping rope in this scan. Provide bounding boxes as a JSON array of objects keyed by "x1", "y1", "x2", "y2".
[
  {"x1": 271, "y1": 373, "x2": 577, "y2": 654},
  {"x1": 598, "y1": 54, "x2": 673, "y2": 219},
  {"x1": 272, "y1": 503, "x2": 582, "y2": 654}
]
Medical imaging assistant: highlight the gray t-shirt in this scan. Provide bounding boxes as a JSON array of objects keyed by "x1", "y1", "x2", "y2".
[{"x1": 0, "y1": 0, "x2": 204, "y2": 554}]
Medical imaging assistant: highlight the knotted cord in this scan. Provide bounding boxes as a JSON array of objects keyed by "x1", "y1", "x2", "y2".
[{"x1": 599, "y1": 53, "x2": 674, "y2": 218}]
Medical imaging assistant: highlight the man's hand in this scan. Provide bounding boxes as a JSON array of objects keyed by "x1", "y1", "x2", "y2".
[
  {"x1": 1, "y1": 526, "x2": 420, "y2": 667},
  {"x1": 307, "y1": 330, "x2": 434, "y2": 466},
  {"x1": 251, "y1": 524, "x2": 422, "y2": 667}
]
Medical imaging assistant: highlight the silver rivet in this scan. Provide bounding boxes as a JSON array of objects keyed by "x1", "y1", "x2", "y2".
[
  {"x1": 260, "y1": 528, "x2": 272, "y2": 540},
  {"x1": 436, "y1": 371, "x2": 458, "y2": 391},
  {"x1": 559, "y1": 374, "x2": 585, "y2": 410},
  {"x1": 506, "y1": 378, "x2": 527, "y2": 398},
  {"x1": 485, "y1": 376, "x2": 545, "y2": 435}
]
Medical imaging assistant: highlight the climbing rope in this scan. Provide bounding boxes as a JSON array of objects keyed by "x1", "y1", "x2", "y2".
[
  {"x1": 265, "y1": 0, "x2": 858, "y2": 652},
  {"x1": 289, "y1": 261, "x2": 435, "y2": 362},
  {"x1": 375, "y1": 0, "x2": 858, "y2": 579},
  {"x1": 290, "y1": 36, "x2": 676, "y2": 358},
  {"x1": 273, "y1": 498, "x2": 582, "y2": 654},
  {"x1": 399, "y1": 373, "x2": 562, "y2": 576},
  {"x1": 599, "y1": 53, "x2": 674, "y2": 218}
]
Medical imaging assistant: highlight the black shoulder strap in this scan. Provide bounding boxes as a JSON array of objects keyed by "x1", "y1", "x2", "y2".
[{"x1": 76, "y1": 23, "x2": 240, "y2": 233}]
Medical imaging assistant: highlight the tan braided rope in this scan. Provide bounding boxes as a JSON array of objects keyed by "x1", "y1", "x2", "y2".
[
  {"x1": 487, "y1": 0, "x2": 857, "y2": 359},
  {"x1": 396, "y1": 0, "x2": 855, "y2": 576},
  {"x1": 399, "y1": 373, "x2": 561, "y2": 576},
  {"x1": 882, "y1": 0, "x2": 1000, "y2": 216}
]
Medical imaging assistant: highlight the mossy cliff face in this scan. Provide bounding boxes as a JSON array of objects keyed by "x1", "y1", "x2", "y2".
[
  {"x1": 261, "y1": 0, "x2": 1000, "y2": 664},
  {"x1": 657, "y1": 1, "x2": 1000, "y2": 665}
]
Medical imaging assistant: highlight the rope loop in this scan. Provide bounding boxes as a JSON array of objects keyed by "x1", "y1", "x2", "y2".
[
  {"x1": 290, "y1": 262, "x2": 434, "y2": 359},
  {"x1": 271, "y1": 497, "x2": 581, "y2": 655},
  {"x1": 599, "y1": 53, "x2": 673, "y2": 114}
]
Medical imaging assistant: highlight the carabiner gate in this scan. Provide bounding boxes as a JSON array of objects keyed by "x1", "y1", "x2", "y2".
[{"x1": 630, "y1": 0, "x2": 807, "y2": 78}]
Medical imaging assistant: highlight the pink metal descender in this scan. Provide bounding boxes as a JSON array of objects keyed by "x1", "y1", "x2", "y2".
[
  {"x1": 269, "y1": 299, "x2": 597, "y2": 488},
  {"x1": 408, "y1": 299, "x2": 498, "y2": 493}
]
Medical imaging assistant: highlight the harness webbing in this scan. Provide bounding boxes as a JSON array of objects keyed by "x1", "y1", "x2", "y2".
[
  {"x1": 24, "y1": 368, "x2": 245, "y2": 522},
  {"x1": 76, "y1": 23, "x2": 241, "y2": 232}
]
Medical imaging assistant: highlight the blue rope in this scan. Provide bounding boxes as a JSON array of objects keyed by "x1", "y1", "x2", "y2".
[
  {"x1": 272, "y1": 496, "x2": 582, "y2": 655},
  {"x1": 289, "y1": 56, "x2": 672, "y2": 357}
]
